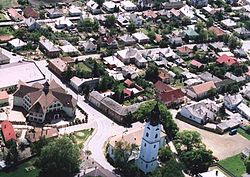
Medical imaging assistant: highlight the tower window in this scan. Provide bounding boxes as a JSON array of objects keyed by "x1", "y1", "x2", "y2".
[
  {"x1": 146, "y1": 133, "x2": 149, "y2": 137},
  {"x1": 144, "y1": 143, "x2": 146, "y2": 147},
  {"x1": 154, "y1": 145, "x2": 156, "y2": 148},
  {"x1": 146, "y1": 164, "x2": 148, "y2": 169},
  {"x1": 155, "y1": 134, "x2": 158, "y2": 139},
  {"x1": 147, "y1": 127, "x2": 150, "y2": 130}
]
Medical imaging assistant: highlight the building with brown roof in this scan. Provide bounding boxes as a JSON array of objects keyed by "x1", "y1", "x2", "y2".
[
  {"x1": 154, "y1": 81, "x2": 173, "y2": 94},
  {"x1": 186, "y1": 81, "x2": 216, "y2": 100},
  {"x1": 23, "y1": 7, "x2": 39, "y2": 19},
  {"x1": 13, "y1": 80, "x2": 77, "y2": 123},
  {"x1": 209, "y1": 26, "x2": 225, "y2": 38},
  {"x1": 1, "y1": 120, "x2": 16, "y2": 143},
  {"x1": 158, "y1": 89, "x2": 185, "y2": 107},
  {"x1": 48, "y1": 57, "x2": 74, "y2": 78}
]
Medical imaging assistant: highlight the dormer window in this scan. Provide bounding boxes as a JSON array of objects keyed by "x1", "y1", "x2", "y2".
[
  {"x1": 146, "y1": 132, "x2": 149, "y2": 137},
  {"x1": 155, "y1": 134, "x2": 158, "y2": 139}
]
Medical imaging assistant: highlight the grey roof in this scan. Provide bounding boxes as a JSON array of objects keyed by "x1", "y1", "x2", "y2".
[
  {"x1": 39, "y1": 37, "x2": 60, "y2": 52},
  {"x1": 199, "y1": 71, "x2": 222, "y2": 83},
  {"x1": 119, "y1": 34, "x2": 136, "y2": 43},
  {"x1": 234, "y1": 27, "x2": 250, "y2": 35}
]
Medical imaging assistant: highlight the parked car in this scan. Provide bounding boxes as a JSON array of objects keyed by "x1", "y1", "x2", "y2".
[{"x1": 229, "y1": 129, "x2": 237, "y2": 135}]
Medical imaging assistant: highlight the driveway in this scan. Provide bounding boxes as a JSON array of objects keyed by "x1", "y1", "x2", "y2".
[{"x1": 170, "y1": 109, "x2": 250, "y2": 160}]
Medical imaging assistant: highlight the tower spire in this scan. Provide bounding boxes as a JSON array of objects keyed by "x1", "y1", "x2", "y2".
[{"x1": 148, "y1": 102, "x2": 161, "y2": 126}]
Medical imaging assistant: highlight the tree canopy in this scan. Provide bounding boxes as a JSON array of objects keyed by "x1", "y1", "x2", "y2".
[{"x1": 36, "y1": 136, "x2": 81, "y2": 177}]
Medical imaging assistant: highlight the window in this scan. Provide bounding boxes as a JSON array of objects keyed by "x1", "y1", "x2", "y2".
[
  {"x1": 144, "y1": 143, "x2": 146, "y2": 147},
  {"x1": 154, "y1": 145, "x2": 156, "y2": 148},
  {"x1": 146, "y1": 164, "x2": 148, "y2": 169},
  {"x1": 146, "y1": 132, "x2": 149, "y2": 137},
  {"x1": 147, "y1": 127, "x2": 150, "y2": 130},
  {"x1": 155, "y1": 134, "x2": 158, "y2": 139}
]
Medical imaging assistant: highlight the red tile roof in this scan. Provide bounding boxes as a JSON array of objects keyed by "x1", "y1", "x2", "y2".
[
  {"x1": 143, "y1": 10, "x2": 158, "y2": 19},
  {"x1": 190, "y1": 60, "x2": 203, "y2": 68},
  {"x1": 154, "y1": 81, "x2": 173, "y2": 93},
  {"x1": 0, "y1": 91, "x2": 9, "y2": 101},
  {"x1": 23, "y1": 7, "x2": 39, "y2": 18},
  {"x1": 124, "y1": 79, "x2": 134, "y2": 87},
  {"x1": 159, "y1": 89, "x2": 185, "y2": 104},
  {"x1": 216, "y1": 54, "x2": 238, "y2": 66},
  {"x1": 1, "y1": 121, "x2": 16, "y2": 142},
  {"x1": 209, "y1": 26, "x2": 225, "y2": 37},
  {"x1": 123, "y1": 88, "x2": 132, "y2": 96},
  {"x1": 177, "y1": 46, "x2": 192, "y2": 54}
]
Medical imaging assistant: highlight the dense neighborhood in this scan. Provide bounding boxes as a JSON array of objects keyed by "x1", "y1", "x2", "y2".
[{"x1": 0, "y1": 0, "x2": 249, "y2": 176}]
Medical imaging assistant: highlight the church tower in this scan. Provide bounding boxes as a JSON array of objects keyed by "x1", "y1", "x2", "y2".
[{"x1": 136, "y1": 103, "x2": 161, "y2": 174}]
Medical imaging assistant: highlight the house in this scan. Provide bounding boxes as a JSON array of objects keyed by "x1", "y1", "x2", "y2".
[
  {"x1": 242, "y1": 147, "x2": 250, "y2": 158},
  {"x1": 48, "y1": 57, "x2": 74, "y2": 78},
  {"x1": 0, "y1": 49, "x2": 10, "y2": 65},
  {"x1": 86, "y1": 0, "x2": 101, "y2": 14},
  {"x1": 190, "y1": 60, "x2": 204, "y2": 69},
  {"x1": 234, "y1": 27, "x2": 250, "y2": 39},
  {"x1": 179, "y1": 5, "x2": 195, "y2": 19},
  {"x1": 177, "y1": 45, "x2": 193, "y2": 56},
  {"x1": 158, "y1": 88, "x2": 185, "y2": 107},
  {"x1": 209, "y1": 26, "x2": 225, "y2": 38},
  {"x1": 216, "y1": 54, "x2": 238, "y2": 66},
  {"x1": 224, "y1": 94, "x2": 243, "y2": 110},
  {"x1": 184, "y1": 28, "x2": 199, "y2": 40},
  {"x1": 55, "y1": 17, "x2": 74, "y2": 29},
  {"x1": 221, "y1": 19, "x2": 237, "y2": 29},
  {"x1": 1, "y1": 121, "x2": 16, "y2": 143},
  {"x1": 23, "y1": 6, "x2": 39, "y2": 19},
  {"x1": 191, "y1": 0, "x2": 208, "y2": 7},
  {"x1": 99, "y1": 36, "x2": 118, "y2": 48},
  {"x1": 237, "y1": 102, "x2": 250, "y2": 120},
  {"x1": 154, "y1": 81, "x2": 173, "y2": 94},
  {"x1": 143, "y1": 10, "x2": 158, "y2": 20},
  {"x1": 117, "y1": 48, "x2": 147, "y2": 67},
  {"x1": 0, "y1": 91, "x2": 9, "y2": 106},
  {"x1": 158, "y1": 68, "x2": 173, "y2": 84},
  {"x1": 59, "y1": 40, "x2": 79, "y2": 57},
  {"x1": 103, "y1": 1, "x2": 116, "y2": 12},
  {"x1": 186, "y1": 81, "x2": 216, "y2": 100},
  {"x1": 69, "y1": 6, "x2": 82, "y2": 16},
  {"x1": 132, "y1": 32, "x2": 149, "y2": 44},
  {"x1": 8, "y1": 38, "x2": 27, "y2": 50},
  {"x1": 83, "y1": 168, "x2": 117, "y2": 177},
  {"x1": 88, "y1": 91, "x2": 139, "y2": 122},
  {"x1": 13, "y1": 79, "x2": 77, "y2": 123},
  {"x1": 7, "y1": 8, "x2": 23, "y2": 21},
  {"x1": 79, "y1": 39, "x2": 97, "y2": 53},
  {"x1": 129, "y1": 14, "x2": 143, "y2": 27},
  {"x1": 121, "y1": 66, "x2": 138, "y2": 79},
  {"x1": 103, "y1": 56, "x2": 125, "y2": 69},
  {"x1": 180, "y1": 100, "x2": 219, "y2": 124},
  {"x1": 163, "y1": 0, "x2": 184, "y2": 10},
  {"x1": 117, "y1": 14, "x2": 129, "y2": 27},
  {"x1": 25, "y1": 17, "x2": 41, "y2": 31},
  {"x1": 199, "y1": 71, "x2": 222, "y2": 83},
  {"x1": 121, "y1": 0, "x2": 137, "y2": 11},
  {"x1": 124, "y1": 79, "x2": 134, "y2": 88},
  {"x1": 39, "y1": 36, "x2": 61, "y2": 58},
  {"x1": 119, "y1": 34, "x2": 136, "y2": 45},
  {"x1": 209, "y1": 42, "x2": 230, "y2": 52},
  {"x1": 138, "y1": 0, "x2": 153, "y2": 9},
  {"x1": 47, "y1": 9, "x2": 63, "y2": 18},
  {"x1": 70, "y1": 76, "x2": 99, "y2": 93},
  {"x1": 198, "y1": 169, "x2": 228, "y2": 177},
  {"x1": 225, "y1": 72, "x2": 245, "y2": 82}
]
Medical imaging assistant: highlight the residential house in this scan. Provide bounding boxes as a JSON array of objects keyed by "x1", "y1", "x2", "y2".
[
  {"x1": 154, "y1": 81, "x2": 173, "y2": 94},
  {"x1": 180, "y1": 100, "x2": 219, "y2": 124},
  {"x1": 177, "y1": 45, "x2": 193, "y2": 56},
  {"x1": 70, "y1": 76, "x2": 99, "y2": 93},
  {"x1": 209, "y1": 26, "x2": 226, "y2": 38},
  {"x1": 184, "y1": 28, "x2": 199, "y2": 40},
  {"x1": 237, "y1": 102, "x2": 250, "y2": 120},
  {"x1": 83, "y1": 168, "x2": 117, "y2": 177},
  {"x1": 119, "y1": 34, "x2": 136, "y2": 45},
  {"x1": 48, "y1": 57, "x2": 74, "y2": 78},
  {"x1": 186, "y1": 81, "x2": 216, "y2": 100},
  {"x1": 191, "y1": 0, "x2": 208, "y2": 7},
  {"x1": 103, "y1": 56, "x2": 125, "y2": 69},
  {"x1": 143, "y1": 10, "x2": 158, "y2": 20},
  {"x1": 88, "y1": 91, "x2": 139, "y2": 122},
  {"x1": 221, "y1": 19, "x2": 237, "y2": 29},
  {"x1": 13, "y1": 80, "x2": 77, "y2": 123},
  {"x1": 59, "y1": 40, "x2": 79, "y2": 57},
  {"x1": 47, "y1": 9, "x2": 63, "y2": 18},
  {"x1": 179, "y1": 5, "x2": 195, "y2": 20},
  {"x1": 124, "y1": 79, "x2": 135, "y2": 88},
  {"x1": 163, "y1": 0, "x2": 184, "y2": 10},
  {"x1": 0, "y1": 49, "x2": 10, "y2": 65},
  {"x1": 234, "y1": 27, "x2": 250, "y2": 39},
  {"x1": 216, "y1": 54, "x2": 238, "y2": 66},
  {"x1": 117, "y1": 14, "x2": 129, "y2": 27},
  {"x1": 158, "y1": 68, "x2": 173, "y2": 84},
  {"x1": 39, "y1": 36, "x2": 61, "y2": 58},
  {"x1": 138, "y1": 0, "x2": 153, "y2": 9},
  {"x1": 55, "y1": 17, "x2": 74, "y2": 29},
  {"x1": 79, "y1": 39, "x2": 97, "y2": 53},
  {"x1": 225, "y1": 72, "x2": 246, "y2": 82},
  {"x1": 121, "y1": 66, "x2": 138, "y2": 79},
  {"x1": 99, "y1": 36, "x2": 118, "y2": 48},
  {"x1": 69, "y1": 6, "x2": 82, "y2": 16},
  {"x1": 199, "y1": 71, "x2": 222, "y2": 83},
  {"x1": 0, "y1": 91, "x2": 9, "y2": 106},
  {"x1": 103, "y1": 1, "x2": 116, "y2": 12},
  {"x1": 1, "y1": 121, "x2": 16, "y2": 144},
  {"x1": 23, "y1": 6, "x2": 39, "y2": 19},
  {"x1": 224, "y1": 94, "x2": 243, "y2": 110},
  {"x1": 8, "y1": 38, "x2": 27, "y2": 50},
  {"x1": 129, "y1": 14, "x2": 143, "y2": 27},
  {"x1": 198, "y1": 169, "x2": 228, "y2": 177},
  {"x1": 158, "y1": 88, "x2": 185, "y2": 107},
  {"x1": 132, "y1": 32, "x2": 149, "y2": 44},
  {"x1": 24, "y1": 17, "x2": 41, "y2": 31},
  {"x1": 86, "y1": 0, "x2": 101, "y2": 14},
  {"x1": 7, "y1": 8, "x2": 23, "y2": 21},
  {"x1": 190, "y1": 60, "x2": 204, "y2": 69},
  {"x1": 209, "y1": 42, "x2": 230, "y2": 52},
  {"x1": 121, "y1": 0, "x2": 137, "y2": 11}
]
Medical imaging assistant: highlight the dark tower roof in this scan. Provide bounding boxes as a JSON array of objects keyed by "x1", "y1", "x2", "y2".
[
  {"x1": 43, "y1": 80, "x2": 50, "y2": 95},
  {"x1": 149, "y1": 103, "x2": 161, "y2": 126}
]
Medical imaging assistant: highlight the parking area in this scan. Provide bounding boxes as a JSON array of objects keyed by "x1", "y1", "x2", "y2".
[{"x1": 170, "y1": 109, "x2": 250, "y2": 160}]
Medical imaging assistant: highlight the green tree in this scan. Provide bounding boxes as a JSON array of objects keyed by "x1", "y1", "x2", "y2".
[
  {"x1": 92, "y1": 61, "x2": 100, "y2": 77},
  {"x1": 145, "y1": 63, "x2": 158, "y2": 81},
  {"x1": 31, "y1": 136, "x2": 50, "y2": 155},
  {"x1": 158, "y1": 146, "x2": 173, "y2": 163},
  {"x1": 182, "y1": 16, "x2": 191, "y2": 26},
  {"x1": 207, "y1": 17, "x2": 214, "y2": 27},
  {"x1": 151, "y1": 159, "x2": 184, "y2": 177},
  {"x1": 245, "y1": 126, "x2": 250, "y2": 134},
  {"x1": 174, "y1": 130, "x2": 203, "y2": 152},
  {"x1": 18, "y1": 0, "x2": 28, "y2": 5},
  {"x1": 97, "y1": 74, "x2": 115, "y2": 91},
  {"x1": 246, "y1": 159, "x2": 250, "y2": 174},
  {"x1": 37, "y1": 136, "x2": 81, "y2": 177},
  {"x1": 127, "y1": 22, "x2": 136, "y2": 33},
  {"x1": 77, "y1": 18, "x2": 99, "y2": 33},
  {"x1": 105, "y1": 15, "x2": 116, "y2": 28},
  {"x1": 94, "y1": 0, "x2": 104, "y2": 6},
  {"x1": 195, "y1": 21, "x2": 206, "y2": 33},
  {"x1": 5, "y1": 140, "x2": 19, "y2": 165}
]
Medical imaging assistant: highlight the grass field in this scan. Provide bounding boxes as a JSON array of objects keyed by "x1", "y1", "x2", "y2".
[
  {"x1": 0, "y1": 158, "x2": 39, "y2": 177},
  {"x1": 73, "y1": 129, "x2": 94, "y2": 146},
  {"x1": 0, "y1": 26, "x2": 14, "y2": 35},
  {"x1": 0, "y1": 0, "x2": 18, "y2": 8},
  {"x1": 238, "y1": 128, "x2": 250, "y2": 140},
  {"x1": 218, "y1": 154, "x2": 246, "y2": 177},
  {"x1": 74, "y1": 62, "x2": 92, "y2": 78}
]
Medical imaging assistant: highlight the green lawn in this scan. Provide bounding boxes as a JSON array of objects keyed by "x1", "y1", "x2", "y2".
[
  {"x1": 238, "y1": 128, "x2": 250, "y2": 140},
  {"x1": 0, "y1": 26, "x2": 14, "y2": 35},
  {"x1": 0, "y1": 13, "x2": 6, "y2": 21},
  {"x1": 73, "y1": 129, "x2": 94, "y2": 145},
  {"x1": 171, "y1": 66, "x2": 184, "y2": 75},
  {"x1": 0, "y1": 0, "x2": 18, "y2": 8},
  {"x1": 74, "y1": 63, "x2": 92, "y2": 78},
  {"x1": 0, "y1": 158, "x2": 39, "y2": 177},
  {"x1": 218, "y1": 154, "x2": 246, "y2": 177}
]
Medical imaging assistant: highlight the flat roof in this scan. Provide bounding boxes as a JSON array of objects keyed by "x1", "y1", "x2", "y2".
[{"x1": 0, "y1": 61, "x2": 44, "y2": 89}]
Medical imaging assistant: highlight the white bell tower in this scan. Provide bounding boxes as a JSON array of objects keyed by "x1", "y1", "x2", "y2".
[{"x1": 136, "y1": 103, "x2": 161, "y2": 174}]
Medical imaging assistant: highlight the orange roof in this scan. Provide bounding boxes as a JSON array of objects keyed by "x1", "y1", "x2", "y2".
[
  {"x1": 177, "y1": 46, "x2": 192, "y2": 54},
  {"x1": 1, "y1": 120, "x2": 16, "y2": 142},
  {"x1": 170, "y1": 8, "x2": 180, "y2": 17},
  {"x1": 7, "y1": 8, "x2": 23, "y2": 20},
  {"x1": 209, "y1": 26, "x2": 225, "y2": 37},
  {"x1": 191, "y1": 81, "x2": 216, "y2": 95},
  {"x1": 190, "y1": 60, "x2": 203, "y2": 68},
  {"x1": 0, "y1": 91, "x2": 9, "y2": 101},
  {"x1": 143, "y1": 10, "x2": 158, "y2": 19}
]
